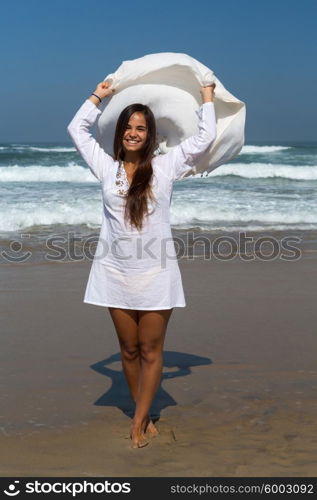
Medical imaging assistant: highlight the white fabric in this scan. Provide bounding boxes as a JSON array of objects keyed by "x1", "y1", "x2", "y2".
[
  {"x1": 67, "y1": 99, "x2": 216, "y2": 309},
  {"x1": 98, "y1": 52, "x2": 245, "y2": 174}
]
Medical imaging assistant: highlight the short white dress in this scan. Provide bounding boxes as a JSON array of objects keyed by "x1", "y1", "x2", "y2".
[{"x1": 67, "y1": 99, "x2": 216, "y2": 310}]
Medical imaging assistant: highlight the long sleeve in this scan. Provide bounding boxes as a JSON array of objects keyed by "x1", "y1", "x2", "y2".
[
  {"x1": 166, "y1": 102, "x2": 217, "y2": 182},
  {"x1": 67, "y1": 99, "x2": 115, "y2": 182}
]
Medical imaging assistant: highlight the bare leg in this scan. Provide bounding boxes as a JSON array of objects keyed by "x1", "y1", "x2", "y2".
[
  {"x1": 108, "y1": 308, "x2": 140, "y2": 402},
  {"x1": 131, "y1": 309, "x2": 173, "y2": 444},
  {"x1": 108, "y1": 307, "x2": 149, "y2": 448}
]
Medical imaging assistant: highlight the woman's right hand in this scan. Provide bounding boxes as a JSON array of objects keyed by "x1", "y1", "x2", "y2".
[{"x1": 90, "y1": 81, "x2": 115, "y2": 104}]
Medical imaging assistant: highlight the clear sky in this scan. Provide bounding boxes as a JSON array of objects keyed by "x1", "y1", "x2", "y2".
[{"x1": 1, "y1": 0, "x2": 316, "y2": 143}]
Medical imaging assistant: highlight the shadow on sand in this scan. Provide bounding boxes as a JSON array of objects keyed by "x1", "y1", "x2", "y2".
[{"x1": 90, "y1": 350, "x2": 212, "y2": 421}]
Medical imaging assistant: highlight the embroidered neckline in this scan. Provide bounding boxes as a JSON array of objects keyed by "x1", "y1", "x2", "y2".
[
  {"x1": 115, "y1": 160, "x2": 156, "y2": 196},
  {"x1": 115, "y1": 162, "x2": 129, "y2": 196}
]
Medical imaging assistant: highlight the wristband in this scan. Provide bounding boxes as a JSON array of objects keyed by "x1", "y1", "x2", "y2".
[{"x1": 91, "y1": 93, "x2": 102, "y2": 104}]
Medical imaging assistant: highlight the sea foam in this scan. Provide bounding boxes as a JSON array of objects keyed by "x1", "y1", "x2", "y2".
[
  {"x1": 0, "y1": 163, "x2": 97, "y2": 183},
  {"x1": 205, "y1": 163, "x2": 317, "y2": 181},
  {"x1": 240, "y1": 145, "x2": 291, "y2": 154}
]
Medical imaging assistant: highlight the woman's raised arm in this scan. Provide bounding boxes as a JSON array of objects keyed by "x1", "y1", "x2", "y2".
[
  {"x1": 165, "y1": 84, "x2": 217, "y2": 182},
  {"x1": 67, "y1": 82, "x2": 115, "y2": 182}
]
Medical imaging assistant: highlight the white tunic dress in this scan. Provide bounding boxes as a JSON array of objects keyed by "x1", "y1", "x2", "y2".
[{"x1": 67, "y1": 99, "x2": 216, "y2": 310}]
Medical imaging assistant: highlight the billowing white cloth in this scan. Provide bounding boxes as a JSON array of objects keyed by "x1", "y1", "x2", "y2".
[{"x1": 97, "y1": 52, "x2": 246, "y2": 174}]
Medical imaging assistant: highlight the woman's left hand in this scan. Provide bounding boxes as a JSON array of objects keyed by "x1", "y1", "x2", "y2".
[{"x1": 200, "y1": 83, "x2": 216, "y2": 103}]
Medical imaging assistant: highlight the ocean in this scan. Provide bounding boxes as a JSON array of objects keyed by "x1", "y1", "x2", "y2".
[{"x1": 0, "y1": 142, "x2": 316, "y2": 247}]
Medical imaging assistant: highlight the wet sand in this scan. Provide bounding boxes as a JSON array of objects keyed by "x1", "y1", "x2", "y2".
[{"x1": 0, "y1": 231, "x2": 316, "y2": 476}]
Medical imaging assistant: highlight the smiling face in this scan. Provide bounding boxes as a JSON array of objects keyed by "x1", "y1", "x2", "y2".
[{"x1": 122, "y1": 112, "x2": 148, "y2": 153}]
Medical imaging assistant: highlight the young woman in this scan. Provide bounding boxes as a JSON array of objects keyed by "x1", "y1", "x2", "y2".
[{"x1": 67, "y1": 80, "x2": 216, "y2": 448}]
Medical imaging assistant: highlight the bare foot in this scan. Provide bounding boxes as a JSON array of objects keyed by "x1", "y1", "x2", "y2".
[
  {"x1": 130, "y1": 424, "x2": 149, "y2": 449},
  {"x1": 145, "y1": 417, "x2": 159, "y2": 437}
]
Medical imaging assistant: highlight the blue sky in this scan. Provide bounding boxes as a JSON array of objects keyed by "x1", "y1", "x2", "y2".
[{"x1": 1, "y1": 0, "x2": 316, "y2": 143}]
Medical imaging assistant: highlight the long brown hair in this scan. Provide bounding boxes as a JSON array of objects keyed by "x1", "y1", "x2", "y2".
[{"x1": 113, "y1": 104, "x2": 157, "y2": 231}]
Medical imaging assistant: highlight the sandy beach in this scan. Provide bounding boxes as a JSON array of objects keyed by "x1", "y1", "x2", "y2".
[{"x1": 1, "y1": 230, "x2": 317, "y2": 477}]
